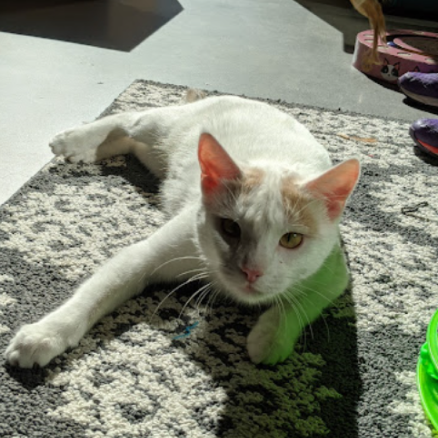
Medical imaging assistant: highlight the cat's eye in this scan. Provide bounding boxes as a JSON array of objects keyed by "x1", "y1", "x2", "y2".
[
  {"x1": 279, "y1": 232, "x2": 303, "y2": 249},
  {"x1": 221, "y1": 218, "x2": 241, "y2": 238}
]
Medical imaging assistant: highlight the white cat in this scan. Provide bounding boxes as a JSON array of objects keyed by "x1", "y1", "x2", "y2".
[{"x1": 5, "y1": 92, "x2": 360, "y2": 368}]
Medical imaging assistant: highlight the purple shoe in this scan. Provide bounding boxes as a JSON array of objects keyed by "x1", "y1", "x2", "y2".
[
  {"x1": 399, "y1": 72, "x2": 438, "y2": 108},
  {"x1": 409, "y1": 118, "x2": 438, "y2": 158}
]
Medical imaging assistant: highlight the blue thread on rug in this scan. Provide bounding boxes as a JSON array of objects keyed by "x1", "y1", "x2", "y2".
[{"x1": 173, "y1": 322, "x2": 199, "y2": 340}]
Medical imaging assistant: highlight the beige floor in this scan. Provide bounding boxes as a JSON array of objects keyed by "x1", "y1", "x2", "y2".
[{"x1": 0, "y1": 0, "x2": 436, "y2": 205}]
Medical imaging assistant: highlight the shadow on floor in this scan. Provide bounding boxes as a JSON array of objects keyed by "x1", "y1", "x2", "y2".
[
  {"x1": 0, "y1": 0, "x2": 183, "y2": 52},
  {"x1": 294, "y1": 0, "x2": 438, "y2": 55}
]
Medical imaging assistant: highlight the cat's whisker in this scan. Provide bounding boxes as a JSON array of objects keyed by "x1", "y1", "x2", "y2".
[
  {"x1": 178, "y1": 283, "x2": 212, "y2": 320},
  {"x1": 176, "y1": 267, "x2": 206, "y2": 278},
  {"x1": 294, "y1": 292, "x2": 332, "y2": 343},
  {"x1": 292, "y1": 285, "x2": 342, "y2": 313},
  {"x1": 204, "y1": 290, "x2": 215, "y2": 316},
  {"x1": 290, "y1": 272, "x2": 343, "y2": 302},
  {"x1": 194, "y1": 285, "x2": 212, "y2": 317},
  {"x1": 295, "y1": 299, "x2": 314, "y2": 341},
  {"x1": 137, "y1": 254, "x2": 204, "y2": 291},
  {"x1": 282, "y1": 293, "x2": 312, "y2": 348},
  {"x1": 207, "y1": 287, "x2": 222, "y2": 314},
  {"x1": 150, "y1": 272, "x2": 209, "y2": 321},
  {"x1": 295, "y1": 288, "x2": 330, "y2": 332},
  {"x1": 284, "y1": 294, "x2": 307, "y2": 350},
  {"x1": 194, "y1": 277, "x2": 220, "y2": 316},
  {"x1": 275, "y1": 296, "x2": 288, "y2": 337},
  {"x1": 318, "y1": 255, "x2": 339, "y2": 275},
  {"x1": 275, "y1": 295, "x2": 283, "y2": 321},
  {"x1": 150, "y1": 255, "x2": 204, "y2": 278},
  {"x1": 209, "y1": 281, "x2": 224, "y2": 313}
]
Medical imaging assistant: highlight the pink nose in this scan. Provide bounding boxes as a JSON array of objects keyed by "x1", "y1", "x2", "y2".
[{"x1": 241, "y1": 266, "x2": 263, "y2": 283}]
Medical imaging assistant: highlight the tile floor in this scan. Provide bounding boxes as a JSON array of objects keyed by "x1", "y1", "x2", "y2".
[{"x1": 0, "y1": 0, "x2": 437, "y2": 205}]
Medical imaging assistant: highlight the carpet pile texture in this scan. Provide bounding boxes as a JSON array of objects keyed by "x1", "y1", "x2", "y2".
[{"x1": 1, "y1": 80, "x2": 437, "y2": 438}]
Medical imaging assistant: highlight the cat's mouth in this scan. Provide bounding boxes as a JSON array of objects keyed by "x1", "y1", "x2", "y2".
[
  {"x1": 221, "y1": 273, "x2": 274, "y2": 304},
  {"x1": 213, "y1": 266, "x2": 280, "y2": 304},
  {"x1": 243, "y1": 283, "x2": 260, "y2": 295}
]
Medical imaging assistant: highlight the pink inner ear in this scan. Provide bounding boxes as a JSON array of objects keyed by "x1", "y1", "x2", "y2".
[
  {"x1": 306, "y1": 159, "x2": 360, "y2": 220},
  {"x1": 198, "y1": 133, "x2": 241, "y2": 195}
]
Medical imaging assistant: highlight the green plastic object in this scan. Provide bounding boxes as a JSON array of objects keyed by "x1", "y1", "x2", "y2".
[{"x1": 417, "y1": 309, "x2": 438, "y2": 430}]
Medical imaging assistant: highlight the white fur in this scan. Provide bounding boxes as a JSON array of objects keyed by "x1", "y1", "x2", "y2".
[{"x1": 5, "y1": 95, "x2": 353, "y2": 367}]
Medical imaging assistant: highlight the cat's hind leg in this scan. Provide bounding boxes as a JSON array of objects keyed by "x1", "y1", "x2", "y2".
[
  {"x1": 50, "y1": 109, "x2": 177, "y2": 179},
  {"x1": 51, "y1": 91, "x2": 205, "y2": 166},
  {"x1": 50, "y1": 112, "x2": 144, "y2": 163}
]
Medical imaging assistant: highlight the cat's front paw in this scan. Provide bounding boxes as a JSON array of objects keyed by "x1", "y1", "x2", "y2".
[
  {"x1": 247, "y1": 309, "x2": 294, "y2": 365},
  {"x1": 50, "y1": 127, "x2": 98, "y2": 163},
  {"x1": 5, "y1": 322, "x2": 69, "y2": 368}
]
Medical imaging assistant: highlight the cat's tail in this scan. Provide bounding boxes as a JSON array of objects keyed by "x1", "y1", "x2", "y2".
[{"x1": 184, "y1": 88, "x2": 206, "y2": 103}]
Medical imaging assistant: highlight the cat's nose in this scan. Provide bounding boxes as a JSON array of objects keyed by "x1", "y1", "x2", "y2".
[{"x1": 241, "y1": 266, "x2": 263, "y2": 283}]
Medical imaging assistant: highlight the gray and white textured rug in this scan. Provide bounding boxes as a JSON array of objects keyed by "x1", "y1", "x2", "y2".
[{"x1": 1, "y1": 80, "x2": 437, "y2": 438}]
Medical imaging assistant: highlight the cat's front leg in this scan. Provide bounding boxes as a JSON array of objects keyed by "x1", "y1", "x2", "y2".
[
  {"x1": 247, "y1": 245, "x2": 349, "y2": 365},
  {"x1": 247, "y1": 306, "x2": 296, "y2": 365},
  {"x1": 5, "y1": 208, "x2": 202, "y2": 368},
  {"x1": 247, "y1": 300, "x2": 324, "y2": 365},
  {"x1": 5, "y1": 310, "x2": 88, "y2": 368}
]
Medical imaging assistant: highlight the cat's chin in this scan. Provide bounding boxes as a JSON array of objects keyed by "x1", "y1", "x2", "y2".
[{"x1": 234, "y1": 289, "x2": 276, "y2": 305}]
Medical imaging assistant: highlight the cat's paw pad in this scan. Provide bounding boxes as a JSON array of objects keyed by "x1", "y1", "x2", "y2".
[
  {"x1": 50, "y1": 128, "x2": 98, "y2": 163},
  {"x1": 5, "y1": 323, "x2": 68, "y2": 368},
  {"x1": 247, "y1": 319, "x2": 293, "y2": 365}
]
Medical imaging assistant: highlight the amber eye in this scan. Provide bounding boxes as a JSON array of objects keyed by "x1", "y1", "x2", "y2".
[
  {"x1": 221, "y1": 218, "x2": 241, "y2": 238},
  {"x1": 279, "y1": 232, "x2": 303, "y2": 249}
]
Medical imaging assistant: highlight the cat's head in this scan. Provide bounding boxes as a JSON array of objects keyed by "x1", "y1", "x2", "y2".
[{"x1": 195, "y1": 133, "x2": 360, "y2": 305}]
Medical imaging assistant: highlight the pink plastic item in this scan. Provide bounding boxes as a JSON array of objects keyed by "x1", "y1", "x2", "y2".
[{"x1": 353, "y1": 29, "x2": 438, "y2": 83}]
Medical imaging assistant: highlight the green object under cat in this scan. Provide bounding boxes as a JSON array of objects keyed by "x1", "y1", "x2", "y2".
[
  {"x1": 263, "y1": 243, "x2": 349, "y2": 365},
  {"x1": 418, "y1": 309, "x2": 438, "y2": 431}
]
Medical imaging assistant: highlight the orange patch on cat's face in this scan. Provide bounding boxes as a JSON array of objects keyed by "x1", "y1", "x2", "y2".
[
  {"x1": 206, "y1": 167, "x2": 265, "y2": 212},
  {"x1": 281, "y1": 177, "x2": 319, "y2": 235},
  {"x1": 241, "y1": 167, "x2": 265, "y2": 193},
  {"x1": 222, "y1": 167, "x2": 265, "y2": 197}
]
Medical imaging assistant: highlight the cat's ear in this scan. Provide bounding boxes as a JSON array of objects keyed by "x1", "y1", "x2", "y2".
[
  {"x1": 306, "y1": 159, "x2": 360, "y2": 221},
  {"x1": 198, "y1": 133, "x2": 241, "y2": 195}
]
